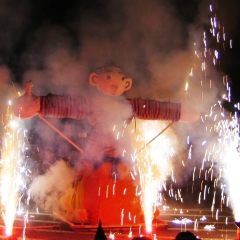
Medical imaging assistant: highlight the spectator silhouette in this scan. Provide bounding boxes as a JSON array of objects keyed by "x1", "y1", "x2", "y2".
[
  {"x1": 94, "y1": 220, "x2": 107, "y2": 240},
  {"x1": 175, "y1": 231, "x2": 198, "y2": 239}
]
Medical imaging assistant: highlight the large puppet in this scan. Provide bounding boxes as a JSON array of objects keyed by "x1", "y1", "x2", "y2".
[{"x1": 12, "y1": 63, "x2": 199, "y2": 225}]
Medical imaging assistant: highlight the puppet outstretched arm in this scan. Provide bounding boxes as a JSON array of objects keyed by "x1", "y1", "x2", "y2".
[
  {"x1": 40, "y1": 93, "x2": 90, "y2": 119},
  {"x1": 129, "y1": 98, "x2": 199, "y2": 123},
  {"x1": 12, "y1": 80, "x2": 91, "y2": 120}
]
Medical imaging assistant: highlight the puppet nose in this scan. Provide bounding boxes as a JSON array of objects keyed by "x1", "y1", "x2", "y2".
[{"x1": 111, "y1": 84, "x2": 118, "y2": 90}]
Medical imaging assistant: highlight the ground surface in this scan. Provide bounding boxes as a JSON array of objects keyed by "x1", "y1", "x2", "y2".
[{"x1": 0, "y1": 206, "x2": 238, "y2": 239}]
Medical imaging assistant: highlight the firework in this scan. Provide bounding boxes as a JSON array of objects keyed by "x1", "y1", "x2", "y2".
[
  {"x1": 129, "y1": 119, "x2": 177, "y2": 233},
  {"x1": 0, "y1": 102, "x2": 24, "y2": 237}
]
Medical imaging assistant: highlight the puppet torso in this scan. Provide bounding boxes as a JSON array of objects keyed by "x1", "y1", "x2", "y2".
[{"x1": 83, "y1": 93, "x2": 133, "y2": 164}]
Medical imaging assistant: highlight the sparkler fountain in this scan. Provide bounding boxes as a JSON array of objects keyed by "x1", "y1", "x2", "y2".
[
  {"x1": 129, "y1": 119, "x2": 177, "y2": 236},
  {"x1": 219, "y1": 117, "x2": 240, "y2": 239},
  {"x1": 0, "y1": 101, "x2": 25, "y2": 239},
  {"x1": 203, "y1": 4, "x2": 240, "y2": 238},
  {"x1": 170, "y1": 2, "x2": 240, "y2": 238}
]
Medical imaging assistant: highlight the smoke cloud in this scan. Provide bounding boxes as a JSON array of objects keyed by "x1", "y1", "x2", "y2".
[
  {"x1": 0, "y1": 0, "x2": 237, "y2": 212},
  {"x1": 30, "y1": 160, "x2": 75, "y2": 212}
]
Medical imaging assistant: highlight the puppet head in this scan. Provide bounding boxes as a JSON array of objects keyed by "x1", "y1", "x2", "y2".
[{"x1": 89, "y1": 63, "x2": 132, "y2": 96}]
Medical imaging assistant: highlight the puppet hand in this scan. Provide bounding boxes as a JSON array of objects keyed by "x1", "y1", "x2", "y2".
[
  {"x1": 12, "y1": 80, "x2": 40, "y2": 119},
  {"x1": 179, "y1": 100, "x2": 200, "y2": 123}
]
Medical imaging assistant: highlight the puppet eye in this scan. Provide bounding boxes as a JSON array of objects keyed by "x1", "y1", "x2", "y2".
[
  {"x1": 107, "y1": 75, "x2": 111, "y2": 80},
  {"x1": 122, "y1": 76, "x2": 126, "y2": 81}
]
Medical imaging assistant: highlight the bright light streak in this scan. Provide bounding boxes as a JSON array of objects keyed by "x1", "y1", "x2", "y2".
[
  {"x1": 128, "y1": 228, "x2": 132, "y2": 238},
  {"x1": 192, "y1": 167, "x2": 196, "y2": 181},
  {"x1": 189, "y1": 68, "x2": 193, "y2": 77},
  {"x1": 213, "y1": 17, "x2": 217, "y2": 28},
  {"x1": 216, "y1": 209, "x2": 219, "y2": 220},
  {"x1": 121, "y1": 209, "x2": 124, "y2": 225},
  {"x1": 212, "y1": 28, "x2": 216, "y2": 37},
  {"x1": 194, "y1": 219, "x2": 198, "y2": 231},
  {"x1": 217, "y1": 32, "x2": 220, "y2": 42},
  {"x1": 188, "y1": 144, "x2": 192, "y2": 159}
]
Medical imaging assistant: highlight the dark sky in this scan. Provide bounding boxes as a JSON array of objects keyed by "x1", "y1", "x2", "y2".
[{"x1": 0, "y1": 0, "x2": 239, "y2": 107}]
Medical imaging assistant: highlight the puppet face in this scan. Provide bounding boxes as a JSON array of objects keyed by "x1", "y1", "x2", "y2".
[{"x1": 89, "y1": 66, "x2": 133, "y2": 96}]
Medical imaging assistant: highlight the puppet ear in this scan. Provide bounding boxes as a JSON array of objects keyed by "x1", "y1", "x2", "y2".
[
  {"x1": 124, "y1": 78, "x2": 133, "y2": 91},
  {"x1": 89, "y1": 72, "x2": 98, "y2": 86}
]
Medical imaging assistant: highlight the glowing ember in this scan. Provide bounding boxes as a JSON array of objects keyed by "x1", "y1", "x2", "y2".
[
  {"x1": 172, "y1": 218, "x2": 192, "y2": 225},
  {"x1": 109, "y1": 231, "x2": 115, "y2": 239},
  {"x1": 204, "y1": 225, "x2": 215, "y2": 231}
]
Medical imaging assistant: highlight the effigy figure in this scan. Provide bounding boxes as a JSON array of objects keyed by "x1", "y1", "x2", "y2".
[{"x1": 12, "y1": 63, "x2": 199, "y2": 225}]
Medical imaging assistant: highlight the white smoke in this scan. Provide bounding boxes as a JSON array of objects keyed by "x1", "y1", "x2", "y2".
[{"x1": 29, "y1": 160, "x2": 75, "y2": 212}]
